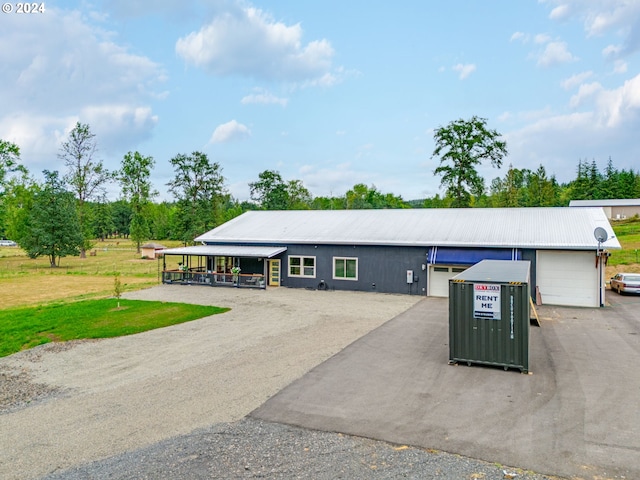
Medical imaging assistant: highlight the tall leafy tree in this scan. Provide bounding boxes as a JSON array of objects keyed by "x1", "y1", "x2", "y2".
[
  {"x1": 118, "y1": 151, "x2": 156, "y2": 253},
  {"x1": 249, "y1": 170, "x2": 312, "y2": 210},
  {"x1": 0, "y1": 140, "x2": 26, "y2": 188},
  {"x1": 0, "y1": 140, "x2": 28, "y2": 239},
  {"x1": 19, "y1": 171, "x2": 83, "y2": 267},
  {"x1": 344, "y1": 183, "x2": 408, "y2": 209},
  {"x1": 59, "y1": 122, "x2": 111, "y2": 257},
  {"x1": 3, "y1": 179, "x2": 37, "y2": 244},
  {"x1": 286, "y1": 179, "x2": 313, "y2": 209},
  {"x1": 168, "y1": 151, "x2": 226, "y2": 244},
  {"x1": 249, "y1": 170, "x2": 290, "y2": 210},
  {"x1": 432, "y1": 116, "x2": 507, "y2": 207}
]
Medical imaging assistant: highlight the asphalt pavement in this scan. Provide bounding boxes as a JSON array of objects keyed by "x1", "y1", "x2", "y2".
[{"x1": 253, "y1": 294, "x2": 640, "y2": 479}]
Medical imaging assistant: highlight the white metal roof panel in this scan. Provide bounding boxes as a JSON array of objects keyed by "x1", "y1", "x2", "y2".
[
  {"x1": 194, "y1": 208, "x2": 621, "y2": 251},
  {"x1": 162, "y1": 245, "x2": 287, "y2": 258}
]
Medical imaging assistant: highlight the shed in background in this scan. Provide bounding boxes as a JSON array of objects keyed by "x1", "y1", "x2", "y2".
[
  {"x1": 569, "y1": 198, "x2": 640, "y2": 220},
  {"x1": 141, "y1": 242, "x2": 166, "y2": 260}
]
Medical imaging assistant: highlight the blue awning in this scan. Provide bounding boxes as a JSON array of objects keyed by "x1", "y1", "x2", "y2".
[{"x1": 427, "y1": 247, "x2": 521, "y2": 265}]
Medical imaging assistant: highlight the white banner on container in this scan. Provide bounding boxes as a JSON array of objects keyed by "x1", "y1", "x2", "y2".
[{"x1": 474, "y1": 283, "x2": 501, "y2": 320}]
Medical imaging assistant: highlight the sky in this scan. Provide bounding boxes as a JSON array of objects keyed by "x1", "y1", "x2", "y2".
[{"x1": 2, "y1": 0, "x2": 640, "y2": 202}]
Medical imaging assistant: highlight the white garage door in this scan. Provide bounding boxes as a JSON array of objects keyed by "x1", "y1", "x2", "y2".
[
  {"x1": 536, "y1": 250, "x2": 598, "y2": 307},
  {"x1": 428, "y1": 265, "x2": 468, "y2": 297}
]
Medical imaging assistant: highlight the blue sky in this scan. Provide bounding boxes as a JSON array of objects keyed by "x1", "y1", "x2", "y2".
[{"x1": 2, "y1": 0, "x2": 640, "y2": 201}]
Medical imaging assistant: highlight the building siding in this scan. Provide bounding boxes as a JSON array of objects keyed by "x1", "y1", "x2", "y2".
[{"x1": 278, "y1": 244, "x2": 428, "y2": 295}]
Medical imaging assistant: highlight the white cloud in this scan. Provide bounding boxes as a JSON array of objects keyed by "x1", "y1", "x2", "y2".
[
  {"x1": 534, "y1": 33, "x2": 552, "y2": 44},
  {"x1": 537, "y1": 41, "x2": 578, "y2": 67},
  {"x1": 299, "y1": 162, "x2": 371, "y2": 197},
  {"x1": 241, "y1": 88, "x2": 288, "y2": 106},
  {"x1": 498, "y1": 111, "x2": 512, "y2": 122},
  {"x1": 0, "y1": 114, "x2": 72, "y2": 171},
  {"x1": 569, "y1": 82, "x2": 603, "y2": 108},
  {"x1": 0, "y1": 6, "x2": 164, "y2": 169},
  {"x1": 612, "y1": 60, "x2": 628, "y2": 74},
  {"x1": 175, "y1": 6, "x2": 337, "y2": 83},
  {"x1": 510, "y1": 31, "x2": 528, "y2": 42},
  {"x1": 561, "y1": 71, "x2": 593, "y2": 90},
  {"x1": 80, "y1": 105, "x2": 159, "y2": 152},
  {"x1": 505, "y1": 73, "x2": 640, "y2": 180},
  {"x1": 209, "y1": 120, "x2": 251, "y2": 144},
  {"x1": 544, "y1": 0, "x2": 640, "y2": 56},
  {"x1": 595, "y1": 73, "x2": 640, "y2": 127},
  {"x1": 602, "y1": 43, "x2": 623, "y2": 59},
  {"x1": 452, "y1": 63, "x2": 476, "y2": 80},
  {"x1": 549, "y1": 4, "x2": 571, "y2": 21}
]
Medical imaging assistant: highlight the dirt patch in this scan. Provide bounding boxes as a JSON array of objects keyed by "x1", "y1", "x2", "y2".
[{"x1": 0, "y1": 275, "x2": 155, "y2": 309}]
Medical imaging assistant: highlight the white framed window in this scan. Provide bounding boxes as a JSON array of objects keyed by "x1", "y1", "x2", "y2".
[
  {"x1": 333, "y1": 257, "x2": 358, "y2": 281},
  {"x1": 288, "y1": 255, "x2": 316, "y2": 278}
]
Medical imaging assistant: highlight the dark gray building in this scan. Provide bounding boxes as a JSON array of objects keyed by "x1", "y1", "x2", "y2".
[{"x1": 161, "y1": 207, "x2": 620, "y2": 307}]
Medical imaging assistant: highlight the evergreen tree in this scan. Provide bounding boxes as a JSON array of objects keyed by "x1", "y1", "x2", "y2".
[
  {"x1": 112, "y1": 200, "x2": 132, "y2": 238},
  {"x1": 91, "y1": 196, "x2": 114, "y2": 241},
  {"x1": 19, "y1": 171, "x2": 83, "y2": 267}
]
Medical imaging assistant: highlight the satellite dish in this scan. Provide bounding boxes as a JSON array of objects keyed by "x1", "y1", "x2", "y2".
[{"x1": 594, "y1": 227, "x2": 608, "y2": 243}]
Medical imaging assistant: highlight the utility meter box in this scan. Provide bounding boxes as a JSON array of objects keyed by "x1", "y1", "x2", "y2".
[{"x1": 448, "y1": 260, "x2": 531, "y2": 373}]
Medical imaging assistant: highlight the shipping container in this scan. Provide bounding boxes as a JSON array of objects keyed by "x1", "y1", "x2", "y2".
[{"x1": 449, "y1": 260, "x2": 531, "y2": 373}]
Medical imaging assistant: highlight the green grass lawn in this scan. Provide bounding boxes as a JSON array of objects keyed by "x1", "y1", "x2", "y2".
[
  {"x1": 0, "y1": 299, "x2": 229, "y2": 357},
  {"x1": 609, "y1": 218, "x2": 640, "y2": 266}
]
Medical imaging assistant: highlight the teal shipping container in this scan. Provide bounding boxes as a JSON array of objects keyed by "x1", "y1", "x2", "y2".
[{"x1": 449, "y1": 260, "x2": 531, "y2": 373}]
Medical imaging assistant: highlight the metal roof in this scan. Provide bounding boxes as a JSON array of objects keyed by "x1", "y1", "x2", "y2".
[
  {"x1": 162, "y1": 245, "x2": 287, "y2": 258},
  {"x1": 194, "y1": 207, "x2": 621, "y2": 251},
  {"x1": 452, "y1": 260, "x2": 531, "y2": 283},
  {"x1": 569, "y1": 198, "x2": 640, "y2": 207}
]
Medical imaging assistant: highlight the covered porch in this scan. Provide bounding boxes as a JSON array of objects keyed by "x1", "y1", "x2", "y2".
[{"x1": 161, "y1": 245, "x2": 286, "y2": 289}]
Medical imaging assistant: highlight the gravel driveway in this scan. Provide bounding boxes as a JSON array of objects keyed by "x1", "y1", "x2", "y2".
[
  {"x1": 0, "y1": 286, "x2": 420, "y2": 479},
  {"x1": 1, "y1": 285, "x2": 561, "y2": 479}
]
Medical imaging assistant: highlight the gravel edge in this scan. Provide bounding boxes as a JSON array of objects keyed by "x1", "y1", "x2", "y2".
[{"x1": 42, "y1": 417, "x2": 563, "y2": 480}]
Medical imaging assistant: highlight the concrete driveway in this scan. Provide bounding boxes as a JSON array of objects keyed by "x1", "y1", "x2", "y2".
[{"x1": 252, "y1": 295, "x2": 640, "y2": 479}]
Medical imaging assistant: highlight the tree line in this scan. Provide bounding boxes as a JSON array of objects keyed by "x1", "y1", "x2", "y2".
[{"x1": 1, "y1": 118, "x2": 639, "y2": 267}]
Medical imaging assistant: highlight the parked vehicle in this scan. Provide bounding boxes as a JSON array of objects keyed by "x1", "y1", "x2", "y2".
[
  {"x1": 0, "y1": 239, "x2": 17, "y2": 247},
  {"x1": 610, "y1": 273, "x2": 640, "y2": 295}
]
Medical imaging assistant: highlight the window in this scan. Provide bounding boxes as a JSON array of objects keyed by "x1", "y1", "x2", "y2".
[
  {"x1": 333, "y1": 257, "x2": 358, "y2": 280},
  {"x1": 288, "y1": 256, "x2": 316, "y2": 278}
]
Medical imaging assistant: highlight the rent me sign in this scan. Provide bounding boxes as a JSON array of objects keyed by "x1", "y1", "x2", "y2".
[{"x1": 473, "y1": 283, "x2": 501, "y2": 320}]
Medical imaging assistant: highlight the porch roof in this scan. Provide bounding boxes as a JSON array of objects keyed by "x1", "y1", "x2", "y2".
[{"x1": 161, "y1": 245, "x2": 287, "y2": 258}]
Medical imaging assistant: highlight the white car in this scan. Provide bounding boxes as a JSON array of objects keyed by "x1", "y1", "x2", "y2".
[
  {"x1": 610, "y1": 273, "x2": 640, "y2": 295},
  {"x1": 0, "y1": 239, "x2": 17, "y2": 247}
]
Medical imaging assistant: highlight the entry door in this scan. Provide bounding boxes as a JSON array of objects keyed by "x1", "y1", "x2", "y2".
[{"x1": 268, "y1": 259, "x2": 280, "y2": 286}]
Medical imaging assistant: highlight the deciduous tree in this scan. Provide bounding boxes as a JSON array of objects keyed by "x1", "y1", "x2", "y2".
[
  {"x1": 0, "y1": 140, "x2": 28, "y2": 239},
  {"x1": 168, "y1": 151, "x2": 226, "y2": 244},
  {"x1": 59, "y1": 122, "x2": 111, "y2": 257},
  {"x1": 432, "y1": 116, "x2": 507, "y2": 208},
  {"x1": 249, "y1": 170, "x2": 312, "y2": 210},
  {"x1": 118, "y1": 151, "x2": 156, "y2": 253}
]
